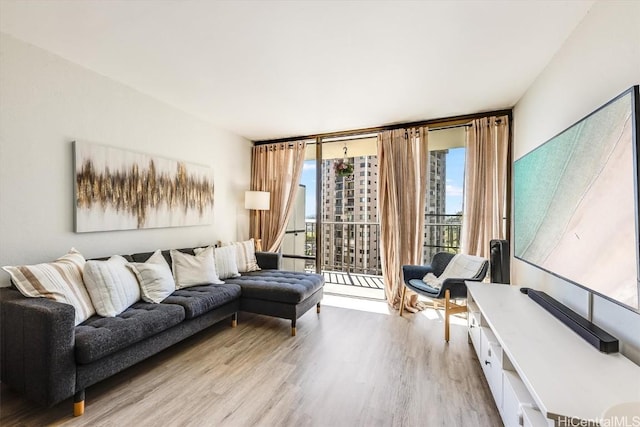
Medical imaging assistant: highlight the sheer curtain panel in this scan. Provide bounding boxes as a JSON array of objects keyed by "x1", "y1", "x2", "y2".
[
  {"x1": 251, "y1": 141, "x2": 306, "y2": 252},
  {"x1": 461, "y1": 116, "x2": 509, "y2": 258},
  {"x1": 378, "y1": 128, "x2": 429, "y2": 312}
]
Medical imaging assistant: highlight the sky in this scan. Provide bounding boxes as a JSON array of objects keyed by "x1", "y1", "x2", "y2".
[
  {"x1": 301, "y1": 161, "x2": 316, "y2": 217},
  {"x1": 445, "y1": 147, "x2": 465, "y2": 214},
  {"x1": 300, "y1": 148, "x2": 465, "y2": 218}
]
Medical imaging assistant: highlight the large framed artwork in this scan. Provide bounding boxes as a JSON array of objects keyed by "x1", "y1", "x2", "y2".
[{"x1": 74, "y1": 141, "x2": 214, "y2": 232}]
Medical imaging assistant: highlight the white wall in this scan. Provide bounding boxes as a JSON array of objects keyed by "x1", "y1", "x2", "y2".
[
  {"x1": 0, "y1": 33, "x2": 252, "y2": 285},
  {"x1": 513, "y1": 0, "x2": 640, "y2": 364}
]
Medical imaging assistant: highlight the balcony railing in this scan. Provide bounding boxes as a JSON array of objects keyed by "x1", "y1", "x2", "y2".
[
  {"x1": 299, "y1": 214, "x2": 462, "y2": 280},
  {"x1": 423, "y1": 213, "x2": 462, "y2": 261},
  {"x1": 305, "y1": 221, "x2": 382, "y2": 276}
]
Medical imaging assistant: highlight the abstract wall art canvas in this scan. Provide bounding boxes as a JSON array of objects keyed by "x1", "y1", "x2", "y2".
[{"x1": 74, "y1": 141, "x2": 214, "y2": 232}]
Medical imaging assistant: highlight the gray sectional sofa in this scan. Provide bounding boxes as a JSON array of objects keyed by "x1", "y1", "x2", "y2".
[{"x1": 0, "y1": 248, "x2": 324, "y2": 416}]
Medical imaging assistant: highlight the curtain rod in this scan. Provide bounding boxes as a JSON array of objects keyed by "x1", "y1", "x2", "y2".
[
  {"x1": 429, "y1": 119, "x2": 502, "y2": 132},
  {"x1": 322, "y1": 133, "x2": 378, "y2": 143},
  {"x1": 314, "y1": 122, "x2": 480, "y2": 139},
  {"x1": 253, "y1": 108, "x2": 511, "y2": 145},
  {"x1": 428, "y1": 123, "x2": 472, "y2": 132}
]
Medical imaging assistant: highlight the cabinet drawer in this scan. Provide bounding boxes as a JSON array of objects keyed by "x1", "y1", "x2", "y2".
[
  {"x1": 468, "y1": 299, "x2": 480, "y2": 314},
  {"x1": 480, "y1": 327, "x2": 503, "y2": 410},
  {"x1": 522, "y1": 406, "x2": 549, "y2": 427},
  {"x1": 469, "y1": 311, "x2": 482, "y2": 358},
  {"x1": 502, "y1": 370, "x2": 537, "y2": 427}
]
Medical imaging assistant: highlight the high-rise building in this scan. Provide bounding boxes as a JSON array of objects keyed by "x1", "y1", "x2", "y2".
[
  {"x1": 423, "y1": 150, "x2": 448, "y2": 262},
  {"x1": 321, "y1": 155, "x2": 381, "y2": 275},
  {"x1": 318, "y1": 150, "x2": 449, "y2": 275}
]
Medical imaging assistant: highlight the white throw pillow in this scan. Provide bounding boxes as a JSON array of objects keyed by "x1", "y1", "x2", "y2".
[
  {"x1": 215, "y1": 246, "x2": 242, "y2": 279},
  {"x1": 229, "y1": 239, "x2": 260, "y2": 273},
  {"x1": 127, "y1": 250, "x2": 176, "y2": 303},
  {"x1": 171, "y1": 247, "x2": 223, "y2": 289},
  {"x1": 195, "y1": 246, "x2": 241, "y2": 280},
  {"x1": 2, "y1": 248, "x2": 95, "y2": 325},
  {"x1": 84, "y1": 255, "x2": 141, "y2": 317},
  {"x1": 422, "y1": 272, "x2": 443, "y2": 290}
]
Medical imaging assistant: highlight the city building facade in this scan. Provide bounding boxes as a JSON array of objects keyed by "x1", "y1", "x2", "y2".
[{"x1": 316, "y1": 150, "x2": 453, "y2": 276}]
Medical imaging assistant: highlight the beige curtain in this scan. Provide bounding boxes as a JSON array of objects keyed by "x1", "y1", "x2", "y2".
[
  {"x1": 461, "y1": 116, "x2": 509, "y2": 258},
  {"x1": 378, "y1": 128, "x2": 429, "y2": 312},
  {"x1": 250, "y1": 141, "x2": 306, "y2": 252}
]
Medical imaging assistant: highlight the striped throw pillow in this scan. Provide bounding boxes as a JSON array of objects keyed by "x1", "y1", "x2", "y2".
[
  {"x1": 2, "y1": 248, "x2": 95, "y2": 325},
  {"x1": 231, "y1": 239, "x2": 260, "y2": 273},
  {"x1": 215, "y1": 246, "x2": 241, "y2": 279},
  {"x1": 84, "y1": 255, "x2": 141, "y2": 317},
  {"x1": 194, "y1": 246, "x2": 240, "y2": 280}
]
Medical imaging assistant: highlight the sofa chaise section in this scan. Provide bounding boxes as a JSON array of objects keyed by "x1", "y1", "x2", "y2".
[{"x1": 226, "y1": 270, "x2": 324, "y2": 336}]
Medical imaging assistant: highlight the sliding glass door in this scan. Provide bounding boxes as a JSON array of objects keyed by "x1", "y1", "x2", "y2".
[
  {"x1": 319, "y1": 137, "x2": 381, "y2": 277},
  {"x1": 281, "y1": 143, "x2": 318, "y2": 272}
]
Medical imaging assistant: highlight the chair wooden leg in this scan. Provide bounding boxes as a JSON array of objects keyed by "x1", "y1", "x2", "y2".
[
  {"x1": 443, "y1": 292, "x2": 468, "y2": 342},
  {"x1": 444, "y1": 289, "x2": 451, "y2": 343},
  {"x1": 291, "y1": 319, "x2": 296, "y2": 336},
  {"x1": 317, "y1": 302, "x2": 321, "y2": 314},
  {"x1": 399, "y1": 285, "x2": 407, "y2": 316}
]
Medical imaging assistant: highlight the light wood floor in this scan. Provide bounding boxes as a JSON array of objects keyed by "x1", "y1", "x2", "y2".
[{"x1": 0, "y1": 296, "x2": 501, "y2": 427}]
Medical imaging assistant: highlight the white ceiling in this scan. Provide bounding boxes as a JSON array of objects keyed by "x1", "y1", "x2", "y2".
[{"x1": 0, "y1": 0, "x2": 594, "y2": 141}]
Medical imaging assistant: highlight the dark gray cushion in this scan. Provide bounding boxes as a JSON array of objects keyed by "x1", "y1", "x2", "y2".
[
  {"x1": 75, "y1": 302, "x2": 185, "y2": 364},
  {"x1": 162, "y1": 284, "x2": 241, "y2": 319},
  {"x1": 226, "y1": 270, "x2": 324, "y2": 304},
  {"x1": 130, "y1": 248, "x2": 195, "y2": 268},
  {"x1": 89, "y1": 254, "x2": 134, "y2": 262}
]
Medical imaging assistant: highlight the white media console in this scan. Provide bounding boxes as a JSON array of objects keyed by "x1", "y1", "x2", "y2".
[{"x1": 466, "y1": 282, "x2": 640, "y2": 426}]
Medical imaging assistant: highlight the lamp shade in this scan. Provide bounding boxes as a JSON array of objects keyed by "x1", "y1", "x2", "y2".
[{"x1": 245, "y1": 191, "x2": 270, "y2": 210}]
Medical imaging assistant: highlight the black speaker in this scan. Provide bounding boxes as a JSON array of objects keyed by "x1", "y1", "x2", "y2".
[
  {"x1": 528, "y1": 290, "x2": 619, "y2": 353},
  {"x1": 489, "y1": 239, "x2": 510, "y2": 284}
]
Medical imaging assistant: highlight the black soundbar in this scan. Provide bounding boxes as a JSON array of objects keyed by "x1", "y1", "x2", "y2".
[{"x1": 527, "y1": 290, "x2": 619, "y2": 353}]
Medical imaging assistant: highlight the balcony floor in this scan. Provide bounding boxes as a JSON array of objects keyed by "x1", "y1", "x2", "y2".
[{"x1": 322, "y1": 270, "x2": 385, "y2": 300}]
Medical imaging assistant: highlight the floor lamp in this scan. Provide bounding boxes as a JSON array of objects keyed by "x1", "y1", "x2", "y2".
[{"x1": 245, "y1": 191, "x2": 270, "y2": 251}]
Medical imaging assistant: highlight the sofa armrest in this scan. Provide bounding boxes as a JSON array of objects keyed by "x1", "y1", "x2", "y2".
[
  {"x1": 0, "y1": 288, "x2": 76, "y2": 406},
  {"x1": 255, "y1": 251, "x2": 282, "y2": 270}
]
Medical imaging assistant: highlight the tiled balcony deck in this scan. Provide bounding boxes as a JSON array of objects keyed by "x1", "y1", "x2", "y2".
[
  {"x1": 322, "y1": 270, "x2": 385, "y2": 300},
  {"x1": 322, "y1": 271, "x2": 384, "y2": 288}
]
